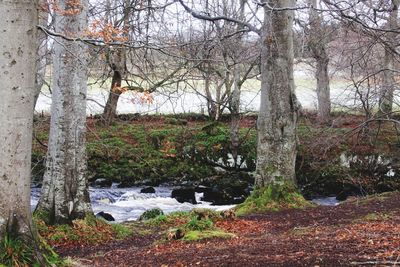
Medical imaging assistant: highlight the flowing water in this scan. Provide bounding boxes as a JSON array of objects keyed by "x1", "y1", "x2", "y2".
[{"x1": 31, "y1": 186, "x2": 236, "y2": 222}]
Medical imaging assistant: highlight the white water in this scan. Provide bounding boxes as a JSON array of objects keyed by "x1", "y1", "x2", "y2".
[
  {"x1": 312, "y1": 197, "x2": 340, "y2": 206},
  {"x1": 31, "y1": 186, "x2": 236, "y2": 222}
]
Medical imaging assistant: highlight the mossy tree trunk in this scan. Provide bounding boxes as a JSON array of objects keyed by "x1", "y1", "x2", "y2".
[
  {"x1": 36, "y1": 0, "x2": 92, "y2": 224},
  {"x1": 0, "y1": 0, "x2": 40, "y2": 250},
  {"x1": 255, "y1": 0, "x2": 299, "y2": 188}
]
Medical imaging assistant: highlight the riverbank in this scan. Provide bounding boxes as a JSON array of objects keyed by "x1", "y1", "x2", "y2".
[
  {"x1": 59, "y1": 191, "x2": 400, "y2": 266},
  {"x1": 32, "y1": 112, "x2": 400, "y2": 202}
]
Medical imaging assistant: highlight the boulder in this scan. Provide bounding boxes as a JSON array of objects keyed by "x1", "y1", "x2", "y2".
[
  {"x1": 171, "y1": 187, "x2": 197, "y2": 204},
  {"x1": 140, "y1": 187, "x2": 156, "y2": 194},
  {"x1": 92, "y1": 178, "x2": 112, "y2": 188},
  {"x1": 200, "y1": 172, "x2": 253, "y2": 205},
  {"x1": 96, "y1": 211, "x2": 115, "y2": 221}
]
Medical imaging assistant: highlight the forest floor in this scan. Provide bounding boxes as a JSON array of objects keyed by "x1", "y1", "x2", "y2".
[{"x1": 57, "y1": 191, "x2": 400, "y2": 267}]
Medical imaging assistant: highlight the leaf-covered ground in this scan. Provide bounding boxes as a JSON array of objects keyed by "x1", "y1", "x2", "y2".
[{"x1": 57, "y1": 192, "x2": 400, "y2": 266}]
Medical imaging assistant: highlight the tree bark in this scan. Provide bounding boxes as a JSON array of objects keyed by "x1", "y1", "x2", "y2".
[
  {"x1": 308, "y1": 0, "x2": 331, "y2": 124},
  {"x1": 102, "y1": 0, "x2": 129, "y2": 125},
  {"x1": 36, "y1": 0, "x2": 92, "y2": 224},
  {"x1": 103, "y1": 58, "x2": 124, "y2": 125},
  {"x1": 34, "y1": 0, "x2": 49, "y2": 108},
  {"x1": 0, "y1": 0, "x2": 37, "y2": 239},
  {"x1": 379, "y1": 0, "x2": 399, "y2": 114},
  {"x1": 229, "y1": 0, "x2": 246, "y2": 167},
  {"x1": 315, "y1": 51, "x2": 331, "y2": 123},
  {"x1": 255, "y1": 0, "x2": 299, "y2": 187}
]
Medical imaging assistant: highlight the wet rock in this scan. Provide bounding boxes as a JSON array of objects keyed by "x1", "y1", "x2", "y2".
[
  {"x1": 96, "y1": 211, "x2": 115, "y2": 221},
  {"x1": 171, "y1": 187, "x2": 197, "y2": 204},
  {"x1": 336, "y1": 184, "x2": 363, "y2": 201},
  {"x1": 140, "y1": 187, "x2": 156, "y2": 194},
  {"x1": 200, "y1": 172, "x2": 253, "y2": 205},
  {"x1": 92, "y1": 178, "x2": 112, "y2": 188},
  {"x1": 195, "y1": 185, "x2": 210, "y2": 193}
]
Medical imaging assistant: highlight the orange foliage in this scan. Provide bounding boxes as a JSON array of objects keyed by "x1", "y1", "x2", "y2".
[{"x1": 85, "y1": 20, "x2": 129, "y2": 43}]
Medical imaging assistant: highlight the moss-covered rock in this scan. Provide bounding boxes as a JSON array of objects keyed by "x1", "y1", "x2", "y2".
[{"x1": 236, "y1": 181, "x2": 313, "y2": 216}]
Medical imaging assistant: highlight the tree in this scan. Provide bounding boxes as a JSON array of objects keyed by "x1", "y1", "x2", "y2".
[
  {"x1": 0, "y1": 0, "x2": 40, "y2": 257},
  {"x1": 101, "y1": 0, "x2": 130, "y2": 125},
  {"x1": 36, "y1": 0, "x2": 92, "y2": 224},
  {"x1": 255, "y1": 0, "x2": 299, "y2": 187},
  {"x1": 379, "y1": 0, "x2": 399, "y2": 114},
  {"x1": 307, "y1": 0, "x2": 332, "y2": 123}
]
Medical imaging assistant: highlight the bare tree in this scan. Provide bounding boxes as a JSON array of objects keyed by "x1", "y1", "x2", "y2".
[
  {"x1": 102, "y1": 0, "x2": 130, "y2": 125},
  {"x1": 255, "y1": 0, "x2": 299, "y2": 186},
  {"x1": 307, "y1": 0, "x2": 332, "y2": 123},
  {"x1": 36, "y1": 0, "x2": 92, "y2": 224},
  {"x1": 379, "y1": 0, "x2": 399, "y2": 114}
]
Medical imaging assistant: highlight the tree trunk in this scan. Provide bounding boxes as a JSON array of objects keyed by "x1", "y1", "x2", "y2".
[
  {"x1": 315, "y1": 53, "x2": 331, "y2": 123},
  {"x1": 102, "y1": 0, "x2": 129, "y2": 125},
  {"x1": 0, "y1": 0, "x2": 37, "y2": 240},
  {"x1": 309, "y1": 0, "x2": 331, "y2": 123},
  {"x1": 103, "y1": 64, "x2": 123, "y2": 125},
  {"x1": 255, "y1": 0, "x2": 299, "y2": 187},
  {"x1": 34, "y1": 0, "x2": 49, "y2": 108},
  {"x1": 36, "y1": 0, "x2": 92, "y2": 224},
  {"x1": 230, "y1": 66, "x2": 241, "y2": 167},
  {"x1": 229, "y1": 0, "x2": 246, "y2": 167},
  {"x1": 379, "y1": 0, "x2": 399, "y2": 114}
]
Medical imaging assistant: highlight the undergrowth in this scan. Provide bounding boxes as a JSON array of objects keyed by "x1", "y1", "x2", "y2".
[
  {"x1": 0, "y1": 234, "x2": 62, "y2": 267},
  {"x1": 34, "y1": 214, "x2": 132, "y2": 247}
]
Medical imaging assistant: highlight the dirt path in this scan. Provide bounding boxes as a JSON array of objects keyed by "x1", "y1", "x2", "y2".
[{"x1": 59, "y1": 192, "x2": 400, "y2": 266}]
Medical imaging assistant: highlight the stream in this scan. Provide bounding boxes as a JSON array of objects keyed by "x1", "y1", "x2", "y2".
[
  {"x1": 31, "y1": 186, "x2": 339, "y2": 222},
  {"x1": 31, "y1": 186, "x2": 236, "y2": 222}
]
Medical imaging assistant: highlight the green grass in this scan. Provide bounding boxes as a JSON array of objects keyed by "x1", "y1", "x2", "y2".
[{"x1": 111, "y1": 224, "x2": 133, "y2": 240}]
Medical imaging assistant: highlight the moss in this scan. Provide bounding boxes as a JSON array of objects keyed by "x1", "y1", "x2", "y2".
[
  {"x1": 182, "y1": 230, "x2": 235, "y2": 241},
  {"x1": 236, "y1": 181, "x2": 313, "y2": 216},
  {"x1": 139, "y1": 208, "x2": 164, "y2": 221}
]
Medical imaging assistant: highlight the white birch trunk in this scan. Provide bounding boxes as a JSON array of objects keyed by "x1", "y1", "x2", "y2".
[
  {"x1": 255, "y1": 0, "x2": 299, "y2": 187},
  {"x1": 0, "y1": 0, "x2": 37, "y2": 237},
  {"x1": 34, "y1": 0, "x2": 49, "y2": 108},
  {"x1": 37, "y1": 0, "x2": 92, "y2": 224}
]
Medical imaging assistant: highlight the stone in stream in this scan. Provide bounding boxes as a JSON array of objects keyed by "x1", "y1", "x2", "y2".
[
  {"x1": 92, "y1": 178, "x2": 112, "y2": 188},
  {"x1": 140, "y1": 187, "x2": 156, "y2": 194},
  {"x1": 171, "y1": 187, "x2": 197, "y2": 204},
  {"x1": 96, "y1": 211, "x2": 115, "y2": 221}
]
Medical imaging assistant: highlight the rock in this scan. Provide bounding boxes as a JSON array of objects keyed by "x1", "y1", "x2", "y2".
[
  {"x1": 96, "y1": 211, "x2": 115, "y2": 221},
  {"x1": 194, "y1": 185, "x2": 210, "y2": 193},
  {"x1": 92, "y1": 178, "x2": 112, "y2": 188},
  {"x1": 171, "y1": 187, "x2": 197, "y2": 204},
  {"x1": 140, "y1": 187, "x2": 156, "y2": 194},
  {"x1": 201, "y1": 172, "x2": 252, "y2": 205},
  {"x1": 336, "y1": 184, "x2": 363, "y2": 201}
]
